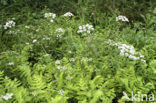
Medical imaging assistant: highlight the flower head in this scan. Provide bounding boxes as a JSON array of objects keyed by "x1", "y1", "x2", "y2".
[
  {"x1": 116, "y1": 15, "x2": 129, "y2": 22},
  {"x1": 7, "y1": 62, "x2": 14, "y2": 66},
  {"x1": 77, "y1": 24, "x2": 94, "y2": 34},
  {"x1": 45, "y1": 54, "x2": 50, "y2": 57},
  {"x1": 57, "y1": 66, "x2": 67, "y2": 71},
  {"x1": 25, "y1": 25, "x2": 30, "y2": 29},
  {"x1": 108, "y1": 40, "x2": 145, "y2": 62},
  {"x1": 2, "y1": 93, "x2": 13, "y2": 100},
  {"x1": 69, "y1": 58, "x2": 75, "y2": 62},
  {"x1": 55, "y1": 28, "x2": 65, "y2": 38},
  {"x1": 44, "y1": 13, "x2": 56, "y2": 19},
  {"x1": 55, "y1": 28, "x2": 65, "y2": 33},
  {"x1": 55, "y1": 60, "x2": 61, "y2": 65},
  {"x1": 58, "y1": 89, "x2": 65, "y2": 95},
  {"x1": 4, "y1": 20, "x2": 16, "y2": 29},
  {"x1": 33, "y1": 39, "x2": 37, "y2": 43},
  {"x1": 44, "y1": 13, "x2": 56, "y2": 22},
  {"x1": 63, "y1": 12, "x2": 74, "y2": 17}
]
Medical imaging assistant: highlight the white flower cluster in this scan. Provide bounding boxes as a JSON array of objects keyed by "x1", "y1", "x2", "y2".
[
  {"x1": 44, "y1": 13, "x2": 56, "y2": 18},
  {"x1": 68, "y1": 51, "x2": 72, "y2": 54},
  {"x1": 55, "y1": 60, "x2": 67, "y2": 71},
  {"x1": 55, "y1": 28, "x2": 65, "y2": 38},
  {"x1": 7, "y1": 62, "x2": 14, "y2": 66},
  {"x1": 12, "y1": 18, "x2": 15, "y2": 20},
  {"x1": 45, "y1": 54, "x2": 50, "y2": 57},
  {"x1": 25, "y1": 25, "x2": 30, "y2": 29},
  {"x1": 33, "y1": 39, "x2": 37, "y2": 43},
  {"x1": 4, "y1": 20, "x2": 16, "y2": 29},
  {"x1": 58, "y1": 89, "x2": 65, "y2": 95},
  {"x1": 55, "y1": 28, "x2": 65, "y2": 33},
  {"x1": 116, "y1": 15, "x2": 129, "y2": 22},
  {"x1": 77, "y1": 24, "x2": 94, "y2": 34},
  {"x1": 36, "y1": 29, "x2": 39, "y2": 32},
  {"x1": 69, "y1": 58, "x2": 76, "y2": 62},
  {"x1": 81, "y1": 57, "x2": 93, "y2": 62},
  {"x1": 43, "y1": 36, "x2": 50, "y2": 40},
  {"x1": 109, "y1": 40, "x2": 145, "y2": 62},
  {"x1": 44, "y1": 13, "x2": 56, "y2": 22},
  {"x1": 57, "y1": 66, "x2": 67, "y2": 71},
  {"x1": 2, "y1": 93, "x2": 13, "y2": 100},
  {"x1": 55, "y1": 60, "x2": 61, "y2": 65},
  {"x1": 63, "y1": 12, "x2": 74, "y2": 17}
]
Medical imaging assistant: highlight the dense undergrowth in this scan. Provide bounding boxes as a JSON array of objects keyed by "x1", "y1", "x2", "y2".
[{"x1": 0, "y1": 0, "x2": 156, "y2": 103}]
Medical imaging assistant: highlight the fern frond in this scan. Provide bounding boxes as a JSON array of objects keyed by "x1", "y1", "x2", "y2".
[{"x1": 16, "y1": 64, "x2": 31, "y2": 83}]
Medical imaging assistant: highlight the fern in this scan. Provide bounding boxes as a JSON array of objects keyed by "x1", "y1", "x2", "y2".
[
  {"x1": 90, "y1": 90, "x2": 103, "y2": 103},
  {"x1": 29, "y1": 74, "x2": 49, "y2": 102},
  {"x1": 16, "y1": 64, "x2": 31, "y2": 84},
  {"x1": 52, "y1": 95, "x2": 67, "y2": 103},
  {"x1": 0, "y1": 71, "x2": 4, "y2": 94}
]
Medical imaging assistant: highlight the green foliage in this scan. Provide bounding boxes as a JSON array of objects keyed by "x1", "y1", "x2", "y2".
[{"x1": 0, "y1": 1, "x2": 156, "y2": 103}]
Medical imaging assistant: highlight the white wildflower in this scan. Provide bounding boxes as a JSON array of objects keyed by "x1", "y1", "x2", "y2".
[
  {"x1": 44, "y1": 13, "x2": 56, "y2": 19},
  {"x1": 36, "y1": 29, "x2": 39, "y2": 32},
  {"x1": 142, "y1": 28, "x2": 146, "y2": 30},
  {"x1": 44, "y1": 13, "x2": 56, "y2": 22},
  {"x1": 50, "y1": 19, "x2": 54, "y2": 23},
  {"x1": 141, "y1": 59, "x2": 146, "y2": 63},
  {"x1": 116, "y1": 15, "x2": 129, "y2": 22},
  {"x1": 33, "y1": 39, "x2": 37, "y2": 43},
  {"x1": 77, "y1": 24, "x2": 94, "y2": 34},
  {"x1": 139, "y1": 54, "x2": 144, "y2": 58},
  {"x1": 12, "y1": 18, "x2": 15, "y2": 20},
  {"x1": 55, "y1": 60, "x2": 61, "y2": 65},
  {"x1": 45, "y1": 54, "x2": 50, "y2": 57},
  {"x1": 128, "y1": 55, "x2": 139, "y2": 60},
  {"x1": 63, "y1": 12, "x2": 74, "y2": 17},
  {"x1": 56, "y1": 34, "x2": 63, "y2": 38},
  {"x1": 58, "y1": 89, "x2": 65, "y2": 95},
  {"x1": 7, "y1": 62, "x2": 14, "y2": 66},
  {"x1": 69, "y1": 58, "x2": 75, "y2": 62},
  {"x1": 55, "y1": 28, "x2": 65, "y2": 38},
  {"x1": 55, "y1": 28, "x2": 65, "y2": 33},
  {"x1": 26, "y1": 43, "x2": 29, "y2": 45},
  {"x1": 2, "y1": 93, "x2": 13, "y2": 100},
  {"x1": 4, "y1": 20, "x2": 16, "y2": 29},
  {"x1": 79, "y1": 26, "x2": 82, "y2": 30},
  {"x1": 25, "y1": 26, "x2": 30, "y2": 29},
  {"x1": 57, "y1": 66, "x2": 67, "y2": 71},
  {"x1": 68, "y1": 51, "x2": 72, "y2": 54},
  {"x1": 43, "y1": 37, "x2": 50, "y2": 40},
  {"x1": 108, "y1": 40, "x2": 146, "y2": 62},
  {"x1": 57, "y1": 66, "x2": 62, "y2": 70}
]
